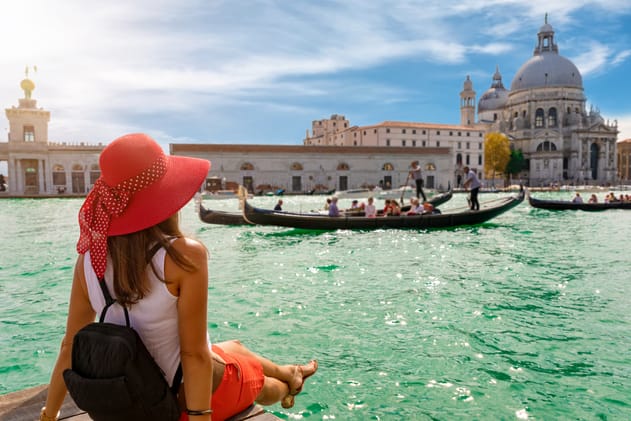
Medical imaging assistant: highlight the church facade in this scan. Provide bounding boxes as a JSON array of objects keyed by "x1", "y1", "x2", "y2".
[{"x1": 471, "y1": 19, "x2": 619, "y2": 186}]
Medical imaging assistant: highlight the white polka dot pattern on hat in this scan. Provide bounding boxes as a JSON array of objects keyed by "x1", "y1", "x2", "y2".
[{"x1": 77, "y1": 155, "x2": 168, "y2": 280}]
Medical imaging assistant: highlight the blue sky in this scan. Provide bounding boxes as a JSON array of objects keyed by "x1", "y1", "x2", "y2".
[{"x1": 1, "y1": 0, "x2": 630, "y2": 165}]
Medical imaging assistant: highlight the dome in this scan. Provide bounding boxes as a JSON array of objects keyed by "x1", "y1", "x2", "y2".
[
  {"x1": 478, "y1": 66, "x2": 509, "y2": 112},
  {"x1": 511, "y1": 53, "x2": 582, "y2": 91},
  {"x1": 510, "y1": 20, "x2": 583, "y2": 91},
  {"x1": 478, "y1": 89, "x2": 509, "y2": 112}
]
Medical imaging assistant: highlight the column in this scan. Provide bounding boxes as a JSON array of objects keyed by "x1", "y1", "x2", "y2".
[
  {"x1": 9, "y1": 158, "x2": 16, "y2": 193},
  {"x1": 16, "y1": 159, "x2": 23, "y2": 194},
  {"x1": 38, "y1": 159, "x2": 45, "y2": 194}
]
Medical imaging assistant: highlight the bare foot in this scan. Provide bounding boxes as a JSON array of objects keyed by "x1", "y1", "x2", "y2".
[{"x1": 280, "y1": 360, "x2": 318, "y2": 409}]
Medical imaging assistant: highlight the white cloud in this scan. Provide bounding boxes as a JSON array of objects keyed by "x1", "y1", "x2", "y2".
[
  {"x1": 612, "y1": 50, "x2": 631, "y2": 66},
  {"x1": 571, "y1": 42, "x2": 611, "y2": 76}
]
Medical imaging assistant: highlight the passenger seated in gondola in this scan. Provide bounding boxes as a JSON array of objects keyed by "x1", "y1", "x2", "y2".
[
  {"x1": 421, "y1": 202, "x2": 438, "y2": 214},
  {"x1": 324, "y1": 197, "x2": 332, "y2": 210},
  {"x1": 406, "y1": 198, "x2": 422, "y2": 215},
  {"x1": 364, "y1": 197, "x2": 377, "y2": 218},
  {"x1": 571, "y1": 193, "x2": 583, "y2": 203},
  {"x1": 588, "y1": 194, "x2": 598, "y2": 203},
  {"x1": 328, "y1": 196, "x2": 340, "y2": 217},
  {"x1": 383, "y1": 200, "x2": 401, "y2": 216}
]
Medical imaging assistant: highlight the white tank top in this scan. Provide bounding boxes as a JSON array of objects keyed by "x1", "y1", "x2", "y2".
[{"x1": 84, "y1": 247, "x2": 181, "y2": 386}]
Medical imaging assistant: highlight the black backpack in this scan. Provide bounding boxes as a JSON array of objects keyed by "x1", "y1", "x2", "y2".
[{"x1": 63, "y1": 278, "x2": 182, "y2": 421}]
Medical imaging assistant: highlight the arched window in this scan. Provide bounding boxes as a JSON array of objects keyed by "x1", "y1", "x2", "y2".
[
  {"x1": 382, "y1": 163, "x2": 394, "y2": 171},
  {"x1": 240, "y1": 162, "x2": 254, "y2": 171},
  {"x1": 72, "y1": 164, "x2": 85, "y2": 194},
  {"x1": 536, "y1": 141, "x2": 557, "y2": 152},
  {"x1": 548, "y1": 108, "x2": 557, "y2": 127},
  {"x1": 535, "y1": 108, "x2": 545, "y2": 128},
  {"x1": 90, "y1": 164, "x2": 100, "y2": 185},
  {"x1": 337, "y1": 162, "x2": 350, "y2": 171},
  {"x1": 53, "y1": 164, "x2": 66, "y2": 186},
  {"x1": 290, "y1": 162, "x2": 303, "y2": 171},
  {"x1": 456, "y1": 153, "x2": 462, "y2": 165}
]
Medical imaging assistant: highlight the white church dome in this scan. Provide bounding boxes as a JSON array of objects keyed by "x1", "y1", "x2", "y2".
[{"x1": 510, "y1": 21, "x2": 582, "y2": 91}]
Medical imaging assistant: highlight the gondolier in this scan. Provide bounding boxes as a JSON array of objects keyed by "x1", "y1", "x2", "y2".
[{"x1": 409, "y1": 161, "x2": 427, "y2": 202}]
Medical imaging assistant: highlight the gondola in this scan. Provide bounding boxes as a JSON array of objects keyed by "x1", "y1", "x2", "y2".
[
  {"x1": 199, "y1": 203, "x2": 250, "y2": 225},
  {"x1": 242, "y1": 189, "x2": 523, "y2": 230},
  {"x1": 528, "y1": 194, "x2": 631, "y2": 211}
]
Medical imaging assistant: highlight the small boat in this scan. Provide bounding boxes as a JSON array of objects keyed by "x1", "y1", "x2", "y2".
[
  {"x1": 242, "y1": 189, "x2": 523, "y2": 231},
  {"x1": 201, "y1": 190, "x2": 239, "y2": 200},
  {"x1": 528, "y1": 194, "x2": 631, "y2": 211},
  {"x1": 199, "y1": 203, "x2": 250, "y2": 225},
  {"x1": 307, "y1": 188, "x2": 336, "y2": 195},
  {"x1": 375, "y1": 186, "x2": 416, "y2": 200},
  {"x1": 334, "y1": 188, "x2": 375, "y2": 199}
]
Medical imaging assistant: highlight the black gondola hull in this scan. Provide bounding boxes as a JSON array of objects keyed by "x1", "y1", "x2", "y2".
[
  {"x1": 528, "y1": 195, "x2": 631, "y2": 211},
  {"x1": 243, "y1": 190, "x2": 523, "y2": 230}
]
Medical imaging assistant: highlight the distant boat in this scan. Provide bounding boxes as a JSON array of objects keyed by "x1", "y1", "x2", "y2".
[
  {"x1": 528, "y1": 194, "x2": 631, "y2": 211},
  {"x1": 375, "y1": 186, "x2": 417, "y2": 200},
  {"x1": 201, "y1": 190, "x2": 239, "y2": 200},
  {"x1": 198, "y1": 203, "x2": 249, "y2": 225},
  {"x1": 334, "y1": 188, "x2": 375, "y2": 199}
]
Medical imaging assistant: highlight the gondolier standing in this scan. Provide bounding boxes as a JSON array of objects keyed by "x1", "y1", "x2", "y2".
[
  {"x1": 463, "y1": 166, "x2": 481, "y2": 211},
  {"x1": 409, "y1": 161, "x2": 427, "y2": 202}
]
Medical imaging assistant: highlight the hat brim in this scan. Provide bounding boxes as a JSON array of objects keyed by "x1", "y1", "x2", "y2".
[{"x1": 108, "y1": 155, "x2": 210, "y2": 236}]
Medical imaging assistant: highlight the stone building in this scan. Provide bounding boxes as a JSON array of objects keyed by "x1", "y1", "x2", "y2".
[
  {"x1": 303, "y1": 117, "x2": 485, "y2": 188},
  {"x1": 473, "y1": 18, "x2": 618, "y2": 186},
  {"x1": 618, "y1": 139, "x2": 631, "y2": 183},
  {"x1": 0, "y1": 75, "x2": 104, "y2": 196}
]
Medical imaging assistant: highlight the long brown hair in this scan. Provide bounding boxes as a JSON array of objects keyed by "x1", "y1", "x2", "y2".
[{"x1": 106, "y1": 213, "x2": 198, "y2": 306}]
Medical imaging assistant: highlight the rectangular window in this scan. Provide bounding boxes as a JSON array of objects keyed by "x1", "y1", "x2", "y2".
[
  {"x1": 386, "y1": 139, "x2": 391, "y2": 146},
  {"x1": 458, "y1": 142, "x2": 462, "y2": 149},
  {"x1": 386, "y1": 128, "x2": 390, "y2": 133},
  {"x1": 436, "y1": 131, "x2": 440, "y2": 135},
  {"x1": 402, "y1": 129, "x2": 406, "y2": 134},
  {"x1": 466, "y1": 142, "x2": 470, "y2": 149},
  {"x1": 412, "y1": 140, "x2": 416, "y2": 147},
  {"x1": 422, "y1": 130, "x2": 426, "y2": 135},
  {"x1": 479, "y1": 143, "x2": 482, "y2": 150},
  {"x1": 449, "y1": 131, "x2": 453, "y2": 136},
  {"x1": 466, "y1": 132, "x2": 470, "y2": 136},
  {"x1": 466, "y1": 155, "x2": 470, "y2": 165},
  {"x1": 402, "y1": 140, "x2": 406, "y2": 146},
  {"x1": 422, "y1": 141, "x2": 426, "y2": 147},
  {"x1": 458, "y1": 132, "x2": 462, "y2": 136},
  {"x1": 412, "y1": 130, "x2": 416, "y2": 134},
  {"x1": 23, "y1": 126, "x2": 35, "y2": 142},
  {"x1": 478, "y1": 156, "x2": 482, "y2": 165}
]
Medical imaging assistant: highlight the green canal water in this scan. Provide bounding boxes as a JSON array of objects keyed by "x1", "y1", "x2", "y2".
[{"x1": 0, "y1": 192, "x2": 630, "y2": 420}]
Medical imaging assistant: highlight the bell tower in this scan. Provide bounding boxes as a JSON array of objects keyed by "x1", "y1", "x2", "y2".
[
  {"x1": 5, "y1": 66, "x2": 50, "y2": 144},
  {"x1": 460, "y1": 75, "x2": 476, "y2": 126}
]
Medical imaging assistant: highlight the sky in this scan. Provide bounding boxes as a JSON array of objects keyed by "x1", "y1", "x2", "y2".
[{"x1": 1, "y1": 0, "x2": 631, "y2": 173}]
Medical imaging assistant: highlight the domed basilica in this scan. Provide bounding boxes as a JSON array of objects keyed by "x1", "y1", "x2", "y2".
[{"x1": 463, "y1": 18, "x2": 619, "y2": 186}]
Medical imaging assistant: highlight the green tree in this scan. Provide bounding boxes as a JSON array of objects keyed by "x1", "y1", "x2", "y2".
[
  {"x1": 506, "y1": 148, "x2": 525, "y2": 185},
  {"x1": 484, "y1": 132, "x2": 511, "y2": 187}
]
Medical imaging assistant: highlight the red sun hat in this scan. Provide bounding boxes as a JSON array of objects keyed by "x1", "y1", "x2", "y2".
[{"x1": 77, "y1": 133, "x2": 210, "y2": 279}]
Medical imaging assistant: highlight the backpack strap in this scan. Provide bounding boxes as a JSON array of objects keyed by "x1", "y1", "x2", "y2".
[
  {"x1": 170, "y1": 363, "x2": 183, "y2": 395},
  {"x1": 97, "y1": 277, "x2": 130, "y2": 327}
]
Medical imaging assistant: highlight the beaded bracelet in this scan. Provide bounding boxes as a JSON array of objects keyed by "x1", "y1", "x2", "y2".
[{"x1": 186, "y1": 408, "x2": 213, "y2": 416}]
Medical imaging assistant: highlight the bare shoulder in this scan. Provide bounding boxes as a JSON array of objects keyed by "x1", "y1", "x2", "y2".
[{"x1": 169, "y1": 237, "x2": 208, "y2": 262}]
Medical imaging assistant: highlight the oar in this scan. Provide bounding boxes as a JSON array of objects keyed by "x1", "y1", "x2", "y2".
[{"x1": 400, "y1": 173, "x2": 411, "y2": 207}]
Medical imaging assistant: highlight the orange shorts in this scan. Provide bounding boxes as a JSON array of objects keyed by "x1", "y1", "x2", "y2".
[{"x1": 179, "y1": 344, "x2": 265, "y2": 421}]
